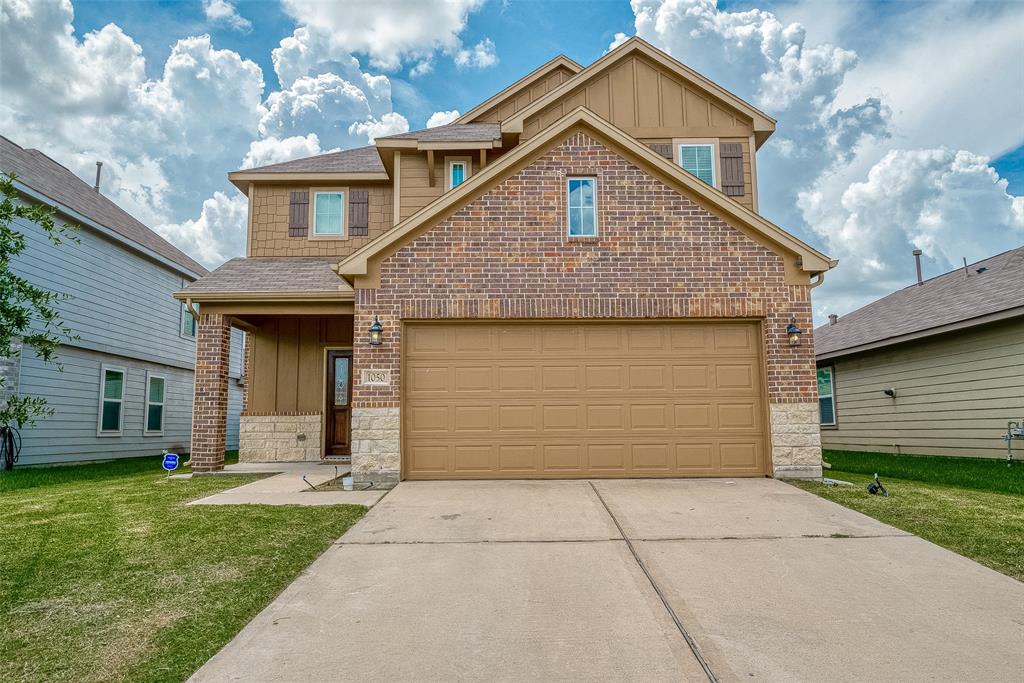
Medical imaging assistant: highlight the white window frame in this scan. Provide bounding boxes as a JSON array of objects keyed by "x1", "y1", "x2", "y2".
[
  {"x1": 144, "y1": 372, "x2": 166, "y2": 436},
  {"x1": 180, "y1": 301, "x2": 197, "y2": 340},
  {"x1": 818, "y1": 366, "x2": 837, "y2": 427},
  {"x1": 675, "y1": 140, "x2": 719, "y2": 189},
  {"x1": 566, "y1": 176, "x2": 598, "y2": 238},
  {"x1": 311, "y1": 190, "x2": 346, "y2": 238},
  {"x1": 97, "y1": 364, "x2": 126, "y2": 437},
  {"x1": 446, "y1": 156, "x2": 472, "y2": 191}
]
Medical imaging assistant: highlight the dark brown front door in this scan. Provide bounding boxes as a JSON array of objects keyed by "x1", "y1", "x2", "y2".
[{"x1": 325, "y1": 351, "x2": 352, "y2": 457}]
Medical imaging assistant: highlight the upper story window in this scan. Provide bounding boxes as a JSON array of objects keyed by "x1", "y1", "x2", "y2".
[
  {"x1": 679, "y1": 143, "x2": 715, "y2": 187},
  {"x1": 817, "y1": 367, "x2": 836, "y2": 426},
  {"x1": 567, "y1": 177, "x2": 597, "y2": 237},
  {"x1": 98, "y1": 365, "x2": 125, "y2": 436},
  {"x1": 180, "y1": 301, "x2": 197, "y2": 339},
  {"x1": 446, "y1": 157, "x2": 472, "y2": 191},
  {"x1": 313, "y1": 191, "x2": 345, "y2": 236}
]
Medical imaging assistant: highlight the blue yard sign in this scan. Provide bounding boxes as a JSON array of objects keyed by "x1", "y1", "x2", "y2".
[{"x1": 162, "y1": 453, "x2": 179, "y2": 472}]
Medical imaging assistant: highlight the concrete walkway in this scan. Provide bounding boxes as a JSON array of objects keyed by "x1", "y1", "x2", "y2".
[
  {"x1": 190, "y1": 479, "x2": 1024, "y2": 682},
  {"x1": 188, "y1": 462, "x2": 386, "y2": 507}
]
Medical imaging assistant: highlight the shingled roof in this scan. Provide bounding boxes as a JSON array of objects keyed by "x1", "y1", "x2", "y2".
[
  {"x1": 815, "y1": 246, "x2": 1024, "y2": 359},
  {"x1": 1, "y1": 135, "x2": 207, "y2": 276},
  {"x1": 239, "y1": 145, "x2": 385, "y2": 174},
  {"x1": 377, "y1": 122, "x2": 501, "y2": 143},
  {"x1": 177, "y1": 257, "x2": 353, "y2": 298}
]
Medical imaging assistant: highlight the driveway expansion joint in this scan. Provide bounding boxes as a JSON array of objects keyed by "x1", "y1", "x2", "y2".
[
  {"x1": 588, "y1": 482, "x2": 718, "y2": 683},
  {"x1": 336, "y1": 537, "x2": 625, "y2": 546}
]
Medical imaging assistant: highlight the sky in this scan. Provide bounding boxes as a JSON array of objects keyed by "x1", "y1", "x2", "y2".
[{"x1": 1, "y1": 0, "x2": 1022, "y2": 324}]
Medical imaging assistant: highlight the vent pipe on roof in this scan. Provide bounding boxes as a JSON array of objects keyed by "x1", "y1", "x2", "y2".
[
  {"x1": 94, "y1": 161, "x2": 103, "y2": 193},
  {"x1": 912, "y1": 249, "x2": 923, "y2": 285},
  {"x1": 828, "y1": 314, "x2": 838, "y2": 326},
  {"x1": 962, "y1": 257, "x2": 969, "y2": 279}
]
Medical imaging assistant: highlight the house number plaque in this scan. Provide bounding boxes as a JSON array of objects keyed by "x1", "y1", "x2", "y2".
[{"x1": 361, "y1": 369, "x2": 391, "y2": 386}]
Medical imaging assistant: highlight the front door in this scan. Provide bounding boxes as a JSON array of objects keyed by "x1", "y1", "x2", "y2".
[{"x1": 325, "y1": 350, "x2": 352, "y2": 457}]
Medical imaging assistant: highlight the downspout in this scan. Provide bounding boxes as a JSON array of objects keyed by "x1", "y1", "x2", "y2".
[
  {"x1": 185, "y1": 297, "x2": 200, "y2": 321},
  {"x1": 809, "y1": 272, "x2": 825, "y2": 289}
]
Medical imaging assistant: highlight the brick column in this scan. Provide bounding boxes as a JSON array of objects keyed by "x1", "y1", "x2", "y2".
[{"x1": 190, "y1": 313, "x2": 231, "y2": 472}]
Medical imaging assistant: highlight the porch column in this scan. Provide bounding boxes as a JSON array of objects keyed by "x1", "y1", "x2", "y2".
[{"x1": 190, "y1": 312, "x2": 231, "y2": 472}]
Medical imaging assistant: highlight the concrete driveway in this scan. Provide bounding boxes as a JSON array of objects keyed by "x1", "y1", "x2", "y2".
[{"x1": 191, "y1": 479, "x2": 1024, "y2": 682}]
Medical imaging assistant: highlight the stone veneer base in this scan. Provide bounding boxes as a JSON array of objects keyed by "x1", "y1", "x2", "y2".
[
  {"x1": 769, "y1": 402, "x2": 824, "y2": 478},
  {"x1": 350, "y1": 406, "x2": 401, "y2": 486},
  {"x1": 239, "y1": 414, "x2": 323, "y2": 463}
]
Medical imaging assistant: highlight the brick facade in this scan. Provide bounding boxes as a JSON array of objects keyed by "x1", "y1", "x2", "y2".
[
  {"x1": 352, "y1": 131, "x2": 822, "y2": 480},
  {"x1": 190, "y1": 313, "x2": 231, "y2": 472}
]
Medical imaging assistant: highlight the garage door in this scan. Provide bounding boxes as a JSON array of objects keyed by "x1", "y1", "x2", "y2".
[{"x1": 403, "y1": 321, "x2": 767, "y2": 479}]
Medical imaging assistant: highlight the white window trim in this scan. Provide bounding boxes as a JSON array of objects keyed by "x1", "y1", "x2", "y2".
[
  {"x1": 180, "y1": 301, "x2": 197, "y2": 340},
  {"x1": 818, "y1": 366, "x2": 837, "y2": 427},
  {"x1": 675, "y1": 139, "x2": 720, "y2": 189},
  {"x1": 566, "y1": 176, "x2": 598, "y2": 238},
  {"x1": 311, "y1": 189, "x2": 347, "y2": 238},
  {"x1": 97, "y1": 364, "x2": 126, "y2": 437},
  {"x1": 446, "y1": 156, "x2": 473, "y2": 191},
  {"x1": 144, "y1": 371, "x2": 166, "y2": 436}
]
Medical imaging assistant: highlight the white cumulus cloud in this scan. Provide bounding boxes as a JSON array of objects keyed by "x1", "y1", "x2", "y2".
[
  {"x1": 203, "y1": 0, "x2": 251, "y2": 32},
  {"x1": 454, "y1": 38, "x2": 498, "y2": 69},
  {"x1": 348, "y1": 112, "x2": 410, "y2": 143},
  {"x1": 157, "y1": 191, "x2": 249, "y2": 266},
  {"x1": 241, "y1": 134, "x2": 330, "y2": 169},
  {"x1": 426, "y1": 110, "x2": 460, "y2": 128}
]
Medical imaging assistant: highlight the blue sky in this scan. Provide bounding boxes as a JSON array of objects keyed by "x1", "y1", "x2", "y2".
[{"x1": 2, "y1": 0, "x2": 1022, "y2": 319}]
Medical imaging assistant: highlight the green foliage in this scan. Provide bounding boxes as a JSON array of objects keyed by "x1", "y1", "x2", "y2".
[
  {"x1": 0, "y1": 172, "x2": 80, "y2": 428},
  {"x1": 822, "y1": 449, "x2": 1024, "y2": 496}
]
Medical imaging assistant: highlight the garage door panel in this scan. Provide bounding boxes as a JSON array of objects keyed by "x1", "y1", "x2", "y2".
[{"x1": 404, "y1": 322, "x2": 767, "y2": 479}]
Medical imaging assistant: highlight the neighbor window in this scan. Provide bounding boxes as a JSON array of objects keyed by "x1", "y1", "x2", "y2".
[
  {"x1": 145, "y1": 373, "x2": 165, "y2": 435},
  {"x1": 679, "y1": 144, "x2": 715, "y2": 186},
  {"x1": 817, "y1": 367, "x2": 836, "y2": 426},
  {"x1": 180, "y1": 302, "x2": 197, "y2": 338},
  {"x1": 567, "y1": 177, "x2": 597, "y2": 237},
  {"x1": 98, "y1": 366, "x2": 125, "y2": 435},
  {"x1": 313, "y1": 191, "x2": 345, "y2": 236}
]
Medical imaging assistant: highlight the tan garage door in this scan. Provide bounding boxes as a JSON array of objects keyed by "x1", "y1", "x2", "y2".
[{"x1": 403, "y1": 321, "x2": 767, "y2": 479}]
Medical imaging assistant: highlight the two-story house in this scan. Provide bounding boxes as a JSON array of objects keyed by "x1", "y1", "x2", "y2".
[
  {"x1": 177, "y1": 38, "x2": 836, "y2": 484},
  {"x1": 1, "y1": 136, "x2": 244, "y2": 465}
]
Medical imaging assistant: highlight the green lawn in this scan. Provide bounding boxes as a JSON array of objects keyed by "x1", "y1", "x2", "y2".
[
  {"x1": 795, "y1": 451, "x2": 1024, "y2": 581},
  {"x1": 0, "y1": 455, "x2": 366, "y2": 683}
]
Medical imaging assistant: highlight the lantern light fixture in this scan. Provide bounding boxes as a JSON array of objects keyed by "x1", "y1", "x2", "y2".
[
  {"x1": 368, "y1": 316, "x2": 383, "y2": 346},
  {"x1": 786, "y1": 320, "x2": 802, "y2": 346}
]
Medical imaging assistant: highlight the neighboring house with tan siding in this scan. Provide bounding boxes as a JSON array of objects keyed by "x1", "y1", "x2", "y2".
[
  {"x1": 176, "y1": 37, "x2": 837, "y2": 484},
  {"x1": 1, "y1": 135, "x2": 244, "y2": 465},
  {"x1": 815, "y1": 246, "x2": 1024, "y2": 459}
]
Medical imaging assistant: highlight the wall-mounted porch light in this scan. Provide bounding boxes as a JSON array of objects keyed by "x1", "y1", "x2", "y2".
[
  {"x1": 368, "y1": 316, "x2": 384, "y2": 346},
  {"x1": 786, "y1": 320, "x2": 802, "y2": 346}
]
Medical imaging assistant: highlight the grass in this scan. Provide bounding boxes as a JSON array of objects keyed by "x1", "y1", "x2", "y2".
[
  {"x1": 0, "y1": 453, "x2": 366, "y2": 683},
  {"x1": 795, "y1": 451, "x2": 1024, "y2": 581},
  {"x1": 821, "y1": 449, "x2": 1024, "y2": 495}
]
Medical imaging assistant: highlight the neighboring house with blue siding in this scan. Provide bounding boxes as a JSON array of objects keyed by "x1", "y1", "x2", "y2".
[{"x1": 1, "y1": 135, "x2": 243, "y2": 465}]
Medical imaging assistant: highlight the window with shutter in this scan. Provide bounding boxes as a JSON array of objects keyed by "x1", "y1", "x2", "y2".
[
  {"x1": 719, "y1": 143, "x2": 745, "y2": 196},
  {"x1": 647, "y1": 143, "x2": 673, "y2": 159},
  {"x1": 288, "y1": 191, "x2": 309, "y2": 237},
  {"x1": 678, "y1": 144, "x2": 715, "y2": 186},
  {"x1": 349, "y1": 190, "x2": 369, "y2": 236}
]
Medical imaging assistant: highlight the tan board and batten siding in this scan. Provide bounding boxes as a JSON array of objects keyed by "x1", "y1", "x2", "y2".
[
  {"x1": 468, "y1": 64, "x2": 578, "y2": 123},
  {"x1": 403, "y1": 321, "x2": 769, "y2": 479},
  {"x1": 822, "y1": 318, "x2": 1024, "y2": 458},
  {"x1": 246, "y1": 316, "x2": 353, "y2": 413},
  {"x1": 520, "y1": 55, "x2": 756, "y2": 210}
]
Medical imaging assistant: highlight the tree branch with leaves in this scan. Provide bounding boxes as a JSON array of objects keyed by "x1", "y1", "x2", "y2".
[{"x1": 1, "y1": 172, "x2": 80, "y2": 428}]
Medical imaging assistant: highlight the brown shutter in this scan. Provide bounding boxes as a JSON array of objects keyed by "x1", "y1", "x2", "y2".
[
  {"x1": 648, "y1": 143, "x2": 673, "y2": 160},
  {"x1": 719, "y1": 143, "x2": 745, "y2": 197},
  {"x1": 288, "y1": 191, "x2": 309, "y2": 236},
  {"x1": 348, "y1": 190, "x2": 369, "y2": 236}
]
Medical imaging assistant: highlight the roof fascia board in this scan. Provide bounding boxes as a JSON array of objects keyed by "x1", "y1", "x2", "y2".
[
  {"x1": 416, "y1": 141, "x2": 498, "y2": 151},
  {"x1": 373, "y1": 139, "x2": 419, "y2": 149},
  {"x1": 13, "y1": 180, "x2": 204, "y2": 280},
  {"x1": 456, "y1": 54, "x2": 584, "y2": 124},
  {"x1": 502, "y1": 38, "x2": 776, "y2": 139},
  {"x1": 337, "y1": 107, "x2": 831, "y2": 280},
  {"x1": 172, "y1": 290, "x2": 353, "y2": 303},
  {"x1": 229, "y1": 171, "x2": 391, "y2": 193},
  {"x1": 815, "y1": 306, "x2": 1024, "y2": 361}
]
